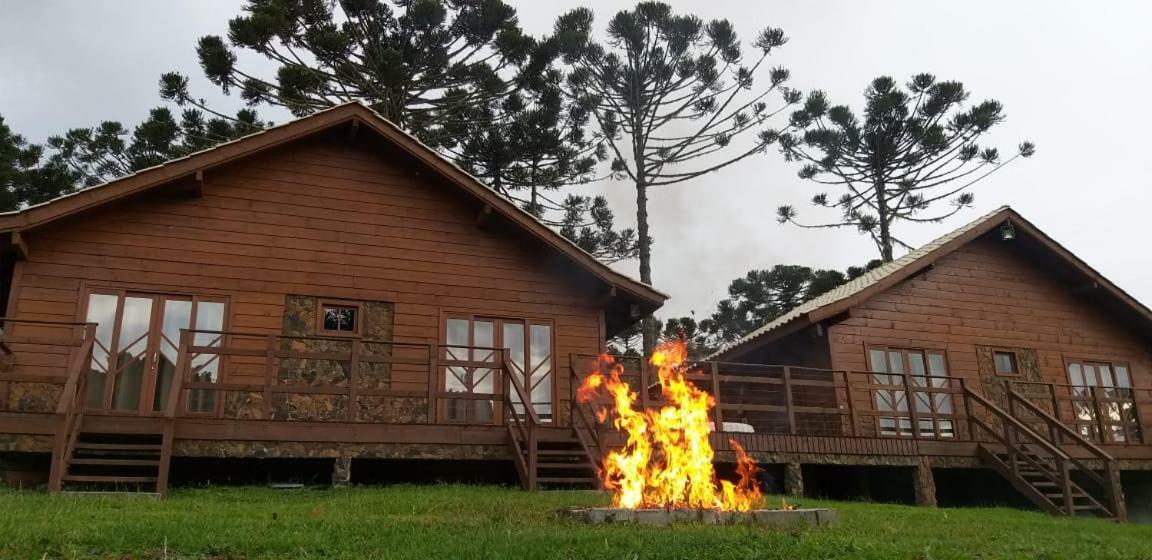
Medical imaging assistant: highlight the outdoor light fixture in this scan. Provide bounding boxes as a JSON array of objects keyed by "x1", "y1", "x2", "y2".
[{"x1": 1000, "y1": 220, "x2": 1016, "y2": 241}]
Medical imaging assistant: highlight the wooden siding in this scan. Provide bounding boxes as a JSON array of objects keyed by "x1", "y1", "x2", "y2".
[
  {"x1": 827, "y1": 233, "x2": 1152, "y2": 428},
  {"x1": 9, "y1": 133, "x2": 606, "y2": 411}
]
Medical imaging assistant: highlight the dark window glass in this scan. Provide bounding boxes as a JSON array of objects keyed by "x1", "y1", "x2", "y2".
[
  {"x1": 993, "y1": 351, "x2": 1019, "y2": 375},
  {"x1": 322, "y1": 305, "x2": 357, "y2": 332}
]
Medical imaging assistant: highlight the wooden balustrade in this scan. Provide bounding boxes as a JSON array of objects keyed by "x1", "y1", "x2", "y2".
[{"x1": 170, "y1": 329, "x2": 515, "y2": 426}]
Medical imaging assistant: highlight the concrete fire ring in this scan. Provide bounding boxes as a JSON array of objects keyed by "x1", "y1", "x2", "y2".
[{"x1": 567, "y1": 507, "x2": 837, "y2": 527}]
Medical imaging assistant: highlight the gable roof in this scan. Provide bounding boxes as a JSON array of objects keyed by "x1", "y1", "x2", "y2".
[
  {"x1": 0, "y1": 101, "x2": 666, "y2": 314},
  {"x1": 710, "y1": 206, "x2": 1152, "y2": 361}
]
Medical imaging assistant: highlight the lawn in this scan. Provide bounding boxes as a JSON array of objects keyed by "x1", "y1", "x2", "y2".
[{"x1": 1, "y1": 485, "x2": 1149, "y2": 559}]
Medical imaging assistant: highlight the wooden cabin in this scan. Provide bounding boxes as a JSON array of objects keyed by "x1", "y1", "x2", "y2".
[
  {"x1": 0, "y1": 102, "x2": 666, "y2": 493},
  {"x1": 698, "y1": 207, "x2": 1152, "y2": 519}
]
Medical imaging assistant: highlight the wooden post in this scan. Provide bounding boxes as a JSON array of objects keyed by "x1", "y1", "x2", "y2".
[
  {"x1": 263, "y1": 336, "x2": 277, "y2": 420},
  {"x1": 1091, "y1": 386, "x2": 1109, "y2": 443},
  {"x1": 173, "y1": 330, "x2": 191, "y2": 417},
  {"x1": 156, "y1": 419, "x2": 175, "y2": 497},
  {"x1": 639, "y1": 359, "x2": 651, "y2": 409},
  {"x1": 903, "y1": 372, "x2": 920, "y2": 439},
  {"x1": 1105, "y1": 462, "x2": 1127, "y2": 521},
  {"x1": 913, "y1": 457, "x2": 937, "y2": 507},
  {"x1": 346, "y1": 339, "x2": 361, "y2": 422},
  {"x1": 783, "y1": 366, "x2": 796, "y2": 435},
  {"x1": 710, "y1": 361, "x2": 724, "y2": 428},
  {"x1": 961, "y1": 379, "x2": 977, "y2": 442},
  {"x1": 427, "y1": 343, "x2": 438, "y2": 424},
  {"x1": 784, "y1": 462, "x2": 804, "y2": 498},
  {"x1": 1048, "y1": 384, "x2": 1062, "y2": 445},
  {"x1": 1060, "y1": 459, "x2": 1074, "y2": 516},
  {"x1": 1006, "y1": 394, "x2": 1019, "y2": 479},
  {"x1": 843, "y1": 370, "x2": 859, "y2": 437}
]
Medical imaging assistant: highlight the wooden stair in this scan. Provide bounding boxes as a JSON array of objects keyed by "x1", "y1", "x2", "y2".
[
  {"x1": 966, "y1": 386, "x2": 1125, "y2": 520},
  {"x1": 979, "y1": 445, "x2": 1113, "y2": 518},
  {"x1": 54, "y1": 427, "x2": 174, "y2": 497},
  {"x1": 511, "y1": 430, "x2": 599, "y2": 489}
]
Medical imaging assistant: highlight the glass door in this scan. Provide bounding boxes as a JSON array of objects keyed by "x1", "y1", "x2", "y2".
[
  {"x1": 867, "y1": 347, "x2": 953, "y2": 437},
  {"x1": 82, "y1": 290, "x2": 226, "y2": 414},
  {"x1": 442, "y1": 315, "x2": 553, "y2": 424}
]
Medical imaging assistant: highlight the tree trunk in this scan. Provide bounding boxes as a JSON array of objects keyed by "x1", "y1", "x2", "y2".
[
  {"x1": 635, "y1": 176, "x2": 657, "y2": 356},
  {"x1": 875, "y1": 179, "x2": 894, "y2": 262}
]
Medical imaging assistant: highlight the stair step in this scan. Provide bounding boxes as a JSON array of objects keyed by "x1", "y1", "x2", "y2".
[
  {"x1": 59, "y1": 491, "x2": 161, "y2": 499},
  {"x1": 537, "y1": 462, "x2": 595, "y2": 469},
  {"x1": 62, "y1": 475, "x2": 158, "y2": 483},
  {"x1": 536, "y1": 449, "x2": 590, "y2": 456},
  {"x1": 69, "y1": 458, "x2": 161, "y2": 467},
  {"x1": 74, "y1": 443, "x2": 162, "y2": 452},
  {"x1": 537, "y1": 476, "x2": 597, "y2": 484}
]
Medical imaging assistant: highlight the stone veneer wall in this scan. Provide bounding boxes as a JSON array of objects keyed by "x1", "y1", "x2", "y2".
[{"x1": 238, "y1": 295, "x2": 428, "y2": 423}]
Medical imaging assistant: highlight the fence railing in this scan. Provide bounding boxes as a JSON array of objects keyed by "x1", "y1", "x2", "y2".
[
  {"x1": 170, "y1": 329, "x2": 516, "y2": 425},
  {"x1": 567, "y1": 354, "x2": 1152, "y2": 445}
]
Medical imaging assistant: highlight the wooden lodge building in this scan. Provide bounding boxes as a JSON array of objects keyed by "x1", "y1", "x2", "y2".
[{"x1": 0, "y1": 102, "x2": 1148, "y2": 520}]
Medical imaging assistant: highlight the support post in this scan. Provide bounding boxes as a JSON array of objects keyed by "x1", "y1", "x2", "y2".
[
  {"x1": 710, "y1": 362, "x2": 724, "y2": 428},
  {"x1": 784, "y1": 462, "x2": 804, "y2": 498},
  {"x1": 332, "y1": 453, "x2": 352, "y2": 487},
  {"x1": 783, "y1": 367, "x2": 796, "y2": 435},
  {"x1": 427, "y1": 343, "x2": 438, "y2": 424},
  {"x1": 913, "y1": 457, "x2": 937, "y2": 507}
]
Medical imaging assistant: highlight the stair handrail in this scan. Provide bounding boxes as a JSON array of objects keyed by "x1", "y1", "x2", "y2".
[
  {"x1": 48, "y1": 325, "x2": 96, "y2": 491},
  {"x1": 1006, "y1": 386, "x2": 1125, "y2": 520},
  {"x1": 502, "y1": 356, "x2": 538, "y2": 489},
  {"x1": 966, "y1": 386, "x2": 1117, "y2": 518},
  {"x1": 568, "y1": 366, "x2": 602, "y2": 461}
]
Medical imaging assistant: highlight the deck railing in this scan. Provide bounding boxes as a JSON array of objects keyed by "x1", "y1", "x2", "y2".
[
  {"x1": 171, "y1": 329, "x2": 515, "y2": 425},
  {"x1": 566, "y1": 354, "x2": 1152, "y2": 444}
]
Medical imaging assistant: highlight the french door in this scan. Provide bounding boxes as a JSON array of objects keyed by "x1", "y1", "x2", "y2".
[
  {"x1": 82, "y1": 290, "x2": 226, "y2": 414},
  {"x1": 867, "y1": 346, "x2": 954, "y2": 438},
  {"x1": 1067, "y1": 360, "x2": 1139, "y2": 443},
  {"x1": 442, "y1": 315, "x2": 553, "y2": 424}
]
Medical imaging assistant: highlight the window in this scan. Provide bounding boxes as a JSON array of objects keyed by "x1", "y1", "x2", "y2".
[
  {"x1": 1066, "y1": 359, "x2": 1139, "y2": 443},
  {"x1": 867, "y1": 346, "x2": 954, "y2": 438},
  {"x1": 319, "y1": 301, "x2": 360, "y2": 336},
  {"x1": 993, "y1": 351, "x2": 1019, "y2": 376}
]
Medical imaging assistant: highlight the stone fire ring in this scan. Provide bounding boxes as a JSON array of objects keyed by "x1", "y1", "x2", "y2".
[{"x1": 567, "y1": 507, "x2": 837, "y2": 527}]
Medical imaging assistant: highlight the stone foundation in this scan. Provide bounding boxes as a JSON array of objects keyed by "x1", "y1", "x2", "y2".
[{"x1": 568, "y1": 507, "x2": 837, "y2": 527}]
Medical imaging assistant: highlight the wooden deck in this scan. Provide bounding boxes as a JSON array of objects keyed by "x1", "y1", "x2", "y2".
[{"x1": 0, "y1": 319, "x2": 1146, "y2": 518}]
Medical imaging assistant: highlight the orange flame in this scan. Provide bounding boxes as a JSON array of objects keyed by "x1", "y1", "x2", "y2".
[{"x1": 577, "y1": 340, "x2": 763, "y2": 511}]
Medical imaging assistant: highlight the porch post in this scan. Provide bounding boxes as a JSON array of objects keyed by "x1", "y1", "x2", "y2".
[
  {"x1": 913, "y1": 456, "x2": 937, "y2": 507},
  {"x1": 784, "y1": 462, "x2": 804, "y2": 498},
  {"x1": 332, "y1": 453, "x2": 352, "y2": 486}
]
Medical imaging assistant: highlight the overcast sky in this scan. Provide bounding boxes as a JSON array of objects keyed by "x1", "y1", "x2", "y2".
[{"x1": 2, "y1": 1, "x2": 1150, "y2": 319}]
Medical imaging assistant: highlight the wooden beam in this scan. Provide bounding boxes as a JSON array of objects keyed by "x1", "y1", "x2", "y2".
[
  {"x1": 10, "y1": 231, "x2": 27, "y2": 260},
  {"x1": 349, "y1": 119, "x2": 360, "y2": 141}
]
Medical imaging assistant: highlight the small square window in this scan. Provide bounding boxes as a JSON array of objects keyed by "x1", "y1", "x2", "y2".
[
  {"x1": 994, "y1": 351, "x2": 1019, "y2": 375},
  {"x1": 320, "y1": 303, "x2": 359, "y2": 335}
]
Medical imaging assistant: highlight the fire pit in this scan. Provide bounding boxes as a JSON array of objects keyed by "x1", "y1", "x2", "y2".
[
  {"x1": 571, "y1": 342, "x2": 838, "y2": 529},
  {"x1": 568, "y1": 507, "x2": 837, "y2": 527}
]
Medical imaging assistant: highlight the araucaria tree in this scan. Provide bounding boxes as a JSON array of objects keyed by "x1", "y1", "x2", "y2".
[
  {"x1": 168, "y1": 0, "x2": 635, "y2": 260},
  {"x1": 555, "y1": 1, "x2": 798, "y2": 351},
  {"x1": 0, "y1": 114, "x2": 77, "y2": 211},
  {"x1": 776, "y1": 74, "x2": 1033, "y2": 262}
]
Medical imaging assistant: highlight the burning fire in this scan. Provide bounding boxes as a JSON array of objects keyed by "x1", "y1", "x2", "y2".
[{"x1": 577, "y1": 340, "x2": 763, "y2": 511}]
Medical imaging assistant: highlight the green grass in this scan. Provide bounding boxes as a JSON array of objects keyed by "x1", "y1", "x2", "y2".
[{"x1": 1, "y1": 485, "x2": 1149, "y2": 559}]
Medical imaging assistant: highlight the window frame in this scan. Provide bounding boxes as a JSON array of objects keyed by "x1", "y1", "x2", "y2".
[
  {"x1": 864, "y1": 344, "x2": 955, "y2": 438},
  {"x1": 317, "y1": 299, "x2": 363, "y2": 337},
  {"x1": 992, "y1": 349, "x2": 1021, "y2": 377},
  {"x1": 1062, "y1": 356, "x2": 1139, "y2": 444},
  {"x1": 439, "y1": 311, "x2": 556, "y2": 424}
]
